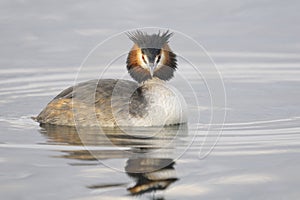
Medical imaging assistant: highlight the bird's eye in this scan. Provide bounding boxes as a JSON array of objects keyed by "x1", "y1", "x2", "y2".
[{"x1": 156, "y1": 55, "x2": 161, "y2": 63}]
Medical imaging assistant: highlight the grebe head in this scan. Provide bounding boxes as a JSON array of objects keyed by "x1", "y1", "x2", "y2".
[{"x1": 126, "y1": 30, "x2": 177, "y2": 83}]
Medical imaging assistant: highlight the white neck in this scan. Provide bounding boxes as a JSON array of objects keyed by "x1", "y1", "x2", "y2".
[{"x1": 138, "y1": 78, "x2": 187, "y2": 126}]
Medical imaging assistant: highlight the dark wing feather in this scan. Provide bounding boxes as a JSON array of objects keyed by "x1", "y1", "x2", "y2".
[{"x1": 36, "y1": 79, "x2": 147, "y2": 126}]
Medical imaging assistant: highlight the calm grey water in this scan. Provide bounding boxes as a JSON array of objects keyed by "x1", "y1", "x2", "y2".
[{"x1": 1, "y1": 1, "x2": 300, "y2": 199}]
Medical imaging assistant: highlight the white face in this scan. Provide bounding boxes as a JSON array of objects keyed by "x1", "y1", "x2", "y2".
[
  {"x1": 139, "y1": 50, "x2": 165, "y2": 72},
  {"x1": 140, "y1": 52, "x2": 149, "y2": 69}
]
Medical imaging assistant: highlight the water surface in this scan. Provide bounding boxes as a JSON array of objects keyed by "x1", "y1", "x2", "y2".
[
  {"x1": 1, "y1": 53, "x2": 300, "y2": 199},
  {"x1": 1, "y1": 1, "x2": 300, "y2": 199}
]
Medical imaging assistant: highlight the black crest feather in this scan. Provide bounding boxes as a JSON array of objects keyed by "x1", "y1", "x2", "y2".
[{"x1": 126, "y1": 30, "x2": 173, "y2": 48}]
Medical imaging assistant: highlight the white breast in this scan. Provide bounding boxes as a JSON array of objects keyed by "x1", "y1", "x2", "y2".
[{"x1": 135, "y1": 79, "x2": 187, "y2": 126}]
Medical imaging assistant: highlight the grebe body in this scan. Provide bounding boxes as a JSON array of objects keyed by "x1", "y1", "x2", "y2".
[{"x1": 35, "y1": 31, "x2": 187, "y2": 127}]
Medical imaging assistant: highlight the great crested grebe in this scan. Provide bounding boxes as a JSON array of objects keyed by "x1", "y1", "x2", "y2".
[{"x1": 35, "y1": 31, "x2": 187, "y2": 127}]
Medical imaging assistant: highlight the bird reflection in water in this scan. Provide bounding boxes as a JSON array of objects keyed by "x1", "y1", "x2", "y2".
[{"x1": 39, "y1": 124, "x2": 188, "y2": 196}]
